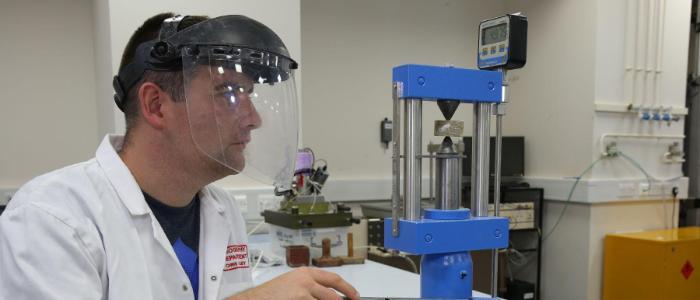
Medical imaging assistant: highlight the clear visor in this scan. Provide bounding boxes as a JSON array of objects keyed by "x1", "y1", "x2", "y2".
[{"x1": 182, "y1": 46, "x2": 298, "y2": 190}]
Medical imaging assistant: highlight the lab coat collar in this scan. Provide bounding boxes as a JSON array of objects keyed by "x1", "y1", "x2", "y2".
[
  {"x1": 95, "y1": 135, "x2": 150, "y2": 216},
  {"x1": 199, "y1": 186, "x2": 226, "y2": 214},
  {"x1": 95, "y1": 134, "x2": 227, "y2": 216}
]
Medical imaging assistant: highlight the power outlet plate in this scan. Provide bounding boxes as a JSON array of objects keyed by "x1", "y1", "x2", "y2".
[
  {"x1": 618, "y1": 181, "x2": 676, "y2": 199},
  {"x1": 618, "y1": 183, "x2": 637, "y2": 197},
  {"x1": 638, "y1": 182, "x2": 671, "y2": 198},
  {"x1": 638, "y1": 182, "x2": 651, "y2": 196}
]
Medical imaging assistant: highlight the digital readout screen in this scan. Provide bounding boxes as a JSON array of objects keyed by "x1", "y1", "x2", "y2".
[{"x1": 482, "y1": 23, "x2": 507, "y2": 45}]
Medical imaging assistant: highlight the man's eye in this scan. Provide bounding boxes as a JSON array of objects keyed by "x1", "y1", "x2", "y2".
[
  {"x1": 219, "y1": 91, "x2": 240, "y2": 108},
  {"x1": 236, "y1": 85, "x2": 254, "y2": 94},
  {"x1": 222, "y1": 91, "x2": 236, "y2": 98},
  {"x1": 219, "y1": 84, "x2": 253, "y2": 95}
]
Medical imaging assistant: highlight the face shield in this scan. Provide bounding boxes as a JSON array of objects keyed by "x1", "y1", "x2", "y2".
[{"x1": 181, "y1": 45, "x2": 298, "y2": 190}]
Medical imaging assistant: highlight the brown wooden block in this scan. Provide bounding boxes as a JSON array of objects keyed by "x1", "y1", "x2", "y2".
[
  {"x1": 339, "y1": 256, "x2": 365, "y2": 264},
  {"x1": 312, "y1": 256, "x2": 343, "y2": 267},
  {"x1": 339, "y1": 232, "x2": 365, "y2": 265},
  {"x1": 311, "y1": 238, "x2": 343, "y2": 267},
  {"x1": 285, "y1": 245, "x2": 310, "y2": 267}
]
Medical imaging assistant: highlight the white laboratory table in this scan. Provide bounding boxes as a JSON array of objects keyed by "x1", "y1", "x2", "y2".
[{"x1": 249, "y1": 234, "x2": 493, "y2": 299}]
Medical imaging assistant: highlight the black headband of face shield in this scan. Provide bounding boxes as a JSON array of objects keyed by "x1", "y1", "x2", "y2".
[
  {"x1": 112, "y1": 40, "x2": 178, "y2": 112},
  {"x1": 112, "y1": 15, "x2": 298, "y2": 112},
  {"x1": 112, "y1": 15, "x2": 190, "y2": 112}
]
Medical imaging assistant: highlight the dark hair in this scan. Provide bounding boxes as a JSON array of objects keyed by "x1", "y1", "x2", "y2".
[{"x1": 119, "y1": 13, "x2": 208, "y2": 138}]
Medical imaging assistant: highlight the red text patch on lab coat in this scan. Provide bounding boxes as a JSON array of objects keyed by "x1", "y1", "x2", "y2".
[{"x1": 224, "y1": 244, "x2": 249, "y2": 271}]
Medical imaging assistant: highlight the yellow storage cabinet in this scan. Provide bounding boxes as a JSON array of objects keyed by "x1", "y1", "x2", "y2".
[{"x1": 603, "y1": 227, "x2": 700, "y2": 300}]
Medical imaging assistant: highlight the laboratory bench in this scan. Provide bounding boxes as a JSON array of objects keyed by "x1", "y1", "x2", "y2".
[{"x1": 249, "y1": 234, "x2": 495, "y2": 299}]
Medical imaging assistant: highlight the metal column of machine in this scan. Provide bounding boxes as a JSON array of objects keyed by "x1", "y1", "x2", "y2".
[
  {"x1": 478, "y1": 13, "x2": 527, "y2": 297},
  {"x1": 471, "y1": 102, "x2": 492, "y2": 217},
  {"x1": 490, "y1": 69, "x2": 507, "y2": 297},
  {"x1": 385, "y1": 64, "x2": 509, "y2": 300},
  {"x1": 404, "y1": 99, "x2": 423, "y2": 221}
]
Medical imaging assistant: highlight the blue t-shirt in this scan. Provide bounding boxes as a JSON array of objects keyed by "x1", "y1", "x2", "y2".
[{"x1": 144, "y1": 192, "x2": 200, "y2": 299}]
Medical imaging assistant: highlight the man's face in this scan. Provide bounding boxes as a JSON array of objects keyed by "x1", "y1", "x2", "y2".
[{"x1": 184, "y1": 65, "x2": 262, "y2": 173}]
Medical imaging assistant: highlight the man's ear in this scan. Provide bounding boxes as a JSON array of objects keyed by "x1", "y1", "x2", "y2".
[{"x1": 137, "y1": 82, "x2": 168, "y2": 130}]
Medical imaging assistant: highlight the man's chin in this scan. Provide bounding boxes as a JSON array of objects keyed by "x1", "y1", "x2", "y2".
[
  {"x1": 210, "y1": 162, "x2": 241, "y2": 179},
  {"x1": 222, "y1": 158, "x2": 246, "y2": 174},
  {"x1": 223, "y1": 147, "x2": 246, "y2": 172}
]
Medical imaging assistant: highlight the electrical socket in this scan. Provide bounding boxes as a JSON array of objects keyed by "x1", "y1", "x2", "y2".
[
  {"x1": 639, "y1": 182, "x2": 650, "y2": 196},
  {"x1": 648, "y1": 182, "x2": 665, "y2": 196},
  {"x1": 618, "y1": 183, "x2": 637, "y2": 197},
  {"x1": 637, "y1": 182, "x2": 670, "y2": 198}
]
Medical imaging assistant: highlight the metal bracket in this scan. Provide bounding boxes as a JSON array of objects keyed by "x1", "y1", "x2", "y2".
[{"x1": 494, "y1": 103, "x2": 507, "y2": 116}]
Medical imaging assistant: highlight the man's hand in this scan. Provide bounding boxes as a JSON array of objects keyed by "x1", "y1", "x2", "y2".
[{"x1": 230, "y1": 267, "x2": 360, "y2": 300}]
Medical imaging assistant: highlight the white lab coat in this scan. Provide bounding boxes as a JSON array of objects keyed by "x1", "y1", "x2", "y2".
[{"x1": 0, "y1": 135, "x2": 253, "y2": 300}]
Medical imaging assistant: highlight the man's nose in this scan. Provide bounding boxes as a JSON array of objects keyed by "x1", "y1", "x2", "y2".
[{"x1": 241, "y1": 96, "x2": 262, "y2": 130}]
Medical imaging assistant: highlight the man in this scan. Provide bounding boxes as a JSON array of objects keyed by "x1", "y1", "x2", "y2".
[{"x1": 0, "y1": 13, "x2": 359, "y2": 300}]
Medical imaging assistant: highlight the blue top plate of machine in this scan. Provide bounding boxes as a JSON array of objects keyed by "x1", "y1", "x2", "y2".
[{"x1": 392, "y1": 64, "x2": 502, "y2": 103}]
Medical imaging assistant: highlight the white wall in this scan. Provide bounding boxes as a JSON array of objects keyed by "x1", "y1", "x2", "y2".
[
  {"x1": 540, "y1": 201, "x2": 592, "y2": 300},
  {"x1": 0, "y1": 0, "x2": 98, "y2": 189},
  {"x1": 9, "y1": 0, "x2": 687, "y2": 201},
  {"x1": 93, "y1": 0, "x2": 116, "y2": 143},
  {"x1": 591, "y1": 0, "x2": 689, "y2": 182},
  {"x1": 514, "y1": 0, "x2": 690, "y2": 201},
  {"x1": 1, "y1": 0, "x2": 689, "y2": 200},
  {"x1": 299, "y1": 0, "x2": 689, "y2": 204},
  {"x1": 300, "y1": 0, "x2": 506, "y2": 187},
  {"x1": 503, "y1": 0, "x2": 597, "y2": 178}
]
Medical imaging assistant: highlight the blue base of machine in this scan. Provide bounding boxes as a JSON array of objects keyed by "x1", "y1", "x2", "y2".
[
  {"x1": 384, "y1": 216, "x2": 509, "y2": 255},
  {"x1": 392, "y1": 64, "x2": 502, "y2": 103},
  {"x1": 384, "y1": 211, "x2": 508, "y2": 299},
  {"x1": 421, "y1": 252, "x2": 473, "y2": 299}
]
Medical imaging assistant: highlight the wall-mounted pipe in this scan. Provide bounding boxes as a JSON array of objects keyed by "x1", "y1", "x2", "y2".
[
  {"x1": 638, "y1": 0, "x2": 648, "y2": 107},
  {"x1": 599, "y1": 133, "x2": 685, "y2": 156},
  {"x1": 624, "y1": 0, "x2": 666, "y2": 109},
  {"x1": 645, "y1": 0, "x2": 656, "y2": 107},
  {"x1": 624, "y1": 0, "x2": 638, "y2": 105},
  {"x1": 654, "y1": 0, "x2": 666, "y2": 107},
  {"x1": 593, "y1": 102, "x2": 687, "y2": 121}
]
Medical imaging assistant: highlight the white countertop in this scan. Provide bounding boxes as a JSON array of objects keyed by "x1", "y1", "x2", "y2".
[{"x1": 249, "y1": 234, "x2": 493, "y2": 299}]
